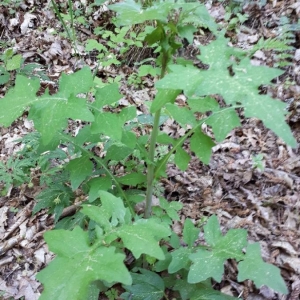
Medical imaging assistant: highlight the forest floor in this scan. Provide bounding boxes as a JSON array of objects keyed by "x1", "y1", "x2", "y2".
[{"x1": 0, "y1": 0, "x2": 300, "y2": 299}]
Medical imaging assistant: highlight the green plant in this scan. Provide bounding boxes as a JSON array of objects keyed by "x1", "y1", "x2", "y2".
[{"x1": 0, "y1": 0, "x2": 294, "y2": 298}]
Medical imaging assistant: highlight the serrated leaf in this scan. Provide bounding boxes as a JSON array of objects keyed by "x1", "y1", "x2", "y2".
[
  {"x1": 183, "y1": 218, "x2": 199, "y2": 248},
  {"x1": 150, "y1": 89, "x2": 181, "y2": 113},
  {"x1": 190, "y1": 130, "x2": 215, "y2": 164},
  {"x1": 118, "y1": 219, "x2": 170, "y2": 259},
  {"x1": 168, "y1": 247, "x2": 192, "y2": 273},
  {"x1": 206, "y1": 108, "x2": 240, "y2": 142},
  {"x1": 237, "y1": 243, "x2": 288, "y2": 294},
  {"x1": 66, "y1": 155, "x2": 93, "y2": 190},
  {"x1": 0, "y1": 75, "x2": 40, "y2": 126},
  {"x1": 157, "y1": 36, "x2": 296, "y2": 147},
  {"x1": 122, "y1": 130, "x2": 137, "y2": 148},
  {"x1": 122, "y1": 269, "x2": 165, "y2": 300},
  {"x1": 117, "y1": 173, "x2": 147, "y2": 186},
  {"x1": 188, "y1": 226, "x2": 247, "y2": 283},
  {"x1": 37, "y1": 227, "x2": 131, "y2": 300}
]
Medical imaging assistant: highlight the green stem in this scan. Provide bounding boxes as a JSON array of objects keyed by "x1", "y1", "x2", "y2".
[{"x1": 144, "y1": 52, "x2": 168, "y2": 219}]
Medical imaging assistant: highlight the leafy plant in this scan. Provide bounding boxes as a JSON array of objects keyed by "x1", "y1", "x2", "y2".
[{"x1": 0, "y1": 0, "x2": 294, "y2": 298}]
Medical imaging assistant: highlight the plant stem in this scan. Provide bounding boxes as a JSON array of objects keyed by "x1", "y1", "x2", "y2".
[{"x1": 144, "y1": 52, "x2": 168, "y2": 218}]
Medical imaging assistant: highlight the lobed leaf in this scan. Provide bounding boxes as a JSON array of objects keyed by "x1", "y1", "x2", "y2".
[
  {"x1": 237, "y1": 243, "x2": 288, "y2": 294},
  {"x1": 37, "y1": 227, "x2": 132, "y2": 300}
]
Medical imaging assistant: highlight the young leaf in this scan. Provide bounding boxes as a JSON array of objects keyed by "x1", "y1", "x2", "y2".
[
  {"x1": 37, "y1": 227, "x2": 132, "y2": 300},
  {"x1": 237, "y1": 243, "x2": 288, "y2": 294}
]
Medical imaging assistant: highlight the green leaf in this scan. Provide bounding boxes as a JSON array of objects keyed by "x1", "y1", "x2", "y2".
[
  {"x1": 91, "y1": 112, "x2": 123, "y2": 140},
  {"x1": 155, "y1": 64, "x2": 200, "y2": 93},
  {"x1": 118, "y1": 219, "x2": 171, "y2": 259},
  {"x1": 145, "y1": 25, "x2": 165, "y2": 45},
  {"x1": 122, "y1": 269, "x2": 165, "y2": 300},
  {"x1": 183, "y1": 218, "x2": 199, "y2": 248},
  {"x1": 188, "y1": 96, "x2": 219, "y2": 113},
  {"x1": 82, "y1": 193, "x2": 127, "y2": 230},
  {"x1": 66, "y1": 155, "x2": 93, "y2": 190},
  {"x1": 203, "y1": 215, "x2": 222, "y2": 247},
  {"x1": 151, "y1": 89, "x2": 181, "y2": 113},
  {"x1": 87, "y1": 176, "x2": 112, "y2": 202},
  {"x1": 206, "y1": 108, "x2": 241, "y2": 142},
  {"x1": 28, "y1": 67, "x2": 94, "y2": 146},
  {"x1": 237, "y1": 243, "x2": 288, "y2": 294},
  {"x1": 168, "y1": 247, "x2": 192, "y2": 273},
  {"x1": 105, "y1": 144, "x2": 132, "y2": 162},
  {"x1": 37, "y1": 227, "x2": 132, "y2": 300},
  {"x1": 165, "y1": 103, "x2": 197, "y2": 128},
  {"x1": 178, "y1": 25, "x2": 197, "y2": 44},
  {"x1": 190, "y1": 130, "x2": 215, "y2": 164},
  {"x1": 85, "y1": 39, "x2": 108, "y2": 52},
  {"x1": 117, "y1": 173, "x2": 147, "y2": 186},
  {"x1": 175, "y1": 147, "x2": 190, "y2": 171},
  {"x1": 109, "y1": 0, "x2": 170, "y2": 26},
  {"x1": 188, "y1": 219, "x2": 247, "y2": 283},
  {"x1": 94, "y1": 83, "x2": 122, "y2": 108},
  {"x1": 6, "y1": 54, "x2": 22, "y2": 71},
  {"x1": 157, "y1": 36, "x2": 296, "y2": 147},
  {"x1": 0, "y1": 75, "x2": 40, "y2": 126}
]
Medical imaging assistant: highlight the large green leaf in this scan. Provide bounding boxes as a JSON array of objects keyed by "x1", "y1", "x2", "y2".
[
  {"x1": 37, "y1": 227, "x2": 132, "y2": 300},
  {"x1": 28, "y1": 67, "x2": 94, "y2": 146},
  {"x1": 156, "y1": 36, "x2": 296, "y2": 147},
  {"x1": 0, "y1": 75, "x2": 40, "y2": 126},
  {"x1": 238, "y1": 243, "x2": 288, "y2": 294},
  {"x1": 188, "y1": 216, "x2": 247, "y2": 283},
  {"x1": 118, "y1": 219, "x2": 171, "y2": 259}
]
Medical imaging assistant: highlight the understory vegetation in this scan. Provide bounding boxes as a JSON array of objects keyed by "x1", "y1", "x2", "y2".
[{"x1": 0, "y1": 0, "x2": 299, "y2": 299}]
